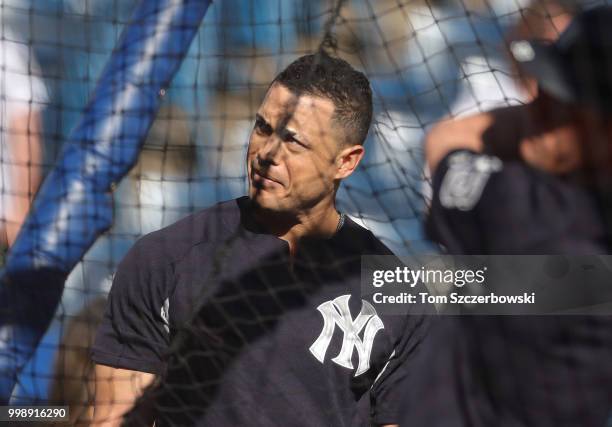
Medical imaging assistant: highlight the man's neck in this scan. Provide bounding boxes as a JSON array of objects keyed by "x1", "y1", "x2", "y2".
[{"x1": 252, "y1": 199, "x2": 341, "y2": 256}]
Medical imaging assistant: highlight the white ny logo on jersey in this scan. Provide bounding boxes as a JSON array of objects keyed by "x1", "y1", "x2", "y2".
[{"x1": 309, "y1": 295, "x2": 384, "y2": 376}]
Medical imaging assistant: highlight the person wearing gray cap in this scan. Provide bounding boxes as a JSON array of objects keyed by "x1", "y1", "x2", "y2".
[{"x1": 399, "y1": 5, "x2": 612, "y2": 427}]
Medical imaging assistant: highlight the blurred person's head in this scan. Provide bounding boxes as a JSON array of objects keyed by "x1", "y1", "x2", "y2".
[
  {"x1": 509, "y1": 5, "x2": 612, "y2": 176},
  {"x1": 48, "y1": 298, "x2": 107, "y2": 426},
  {"x1": 247, "y1": 51, "x2": 372, "y2": 217},
  {"x1": 507, "y1": 0, "x2": 577, "y2": 99}
]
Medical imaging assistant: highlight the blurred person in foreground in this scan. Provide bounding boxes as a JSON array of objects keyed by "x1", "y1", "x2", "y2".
[
  {"x1": 92, "y1": 52, "x2": 429, "y2": 427},
  {"x1": 400, "y1": 6, "x2": 612, "y2": 426},
  {"x1": 0, "y1": 31, "x2": 47, "y2": 253}
]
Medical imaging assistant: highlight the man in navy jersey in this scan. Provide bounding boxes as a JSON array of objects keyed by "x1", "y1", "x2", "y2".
[
  {"x1": 400, "y1": 7, "x2": 612, "y2": 426},
  {"x1": 92, "y1": 52, "x2": 430, "y2": 426}
]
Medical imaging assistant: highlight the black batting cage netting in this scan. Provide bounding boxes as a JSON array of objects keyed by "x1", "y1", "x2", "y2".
[{"x1": 1, "y1": 0, "x2": 612, "y2": 426}]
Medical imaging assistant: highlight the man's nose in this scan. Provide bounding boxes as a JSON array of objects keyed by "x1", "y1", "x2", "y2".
[{"x1": 257, "y1": 134, "x2": 282, "y2": 166}]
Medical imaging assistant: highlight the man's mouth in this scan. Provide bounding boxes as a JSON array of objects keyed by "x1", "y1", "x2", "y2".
[{"x1": 252, "y1": 169, "x2": 281, "y2": 188}]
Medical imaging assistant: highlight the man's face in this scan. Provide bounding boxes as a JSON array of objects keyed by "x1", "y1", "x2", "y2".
[{"x1": 247, "y1": 83, "x2": 344, "y2": 214}]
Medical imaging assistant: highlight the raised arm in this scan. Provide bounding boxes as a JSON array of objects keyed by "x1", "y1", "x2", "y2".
[
  {"x1": 424, "y1": 111, "x2": 496, "y2": 174},
  {"x1": 425, "y1": 100, "x2": 583, "y2": 176}
]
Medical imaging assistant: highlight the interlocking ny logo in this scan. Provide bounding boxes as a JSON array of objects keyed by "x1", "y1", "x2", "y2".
[{"x1": 309, "y1": 295, "x2": 384, "y2": 376}]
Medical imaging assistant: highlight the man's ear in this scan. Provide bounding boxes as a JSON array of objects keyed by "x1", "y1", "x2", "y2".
[{"x1": 334, "y1": 144, "x2": 365, "y2": 180}]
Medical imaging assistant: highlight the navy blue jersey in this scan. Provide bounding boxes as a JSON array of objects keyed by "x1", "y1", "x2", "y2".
[
  {"x1": 426, "y1": 150, "x2": 609, "y2": 254},
  {"x1": 92, "y1": 197, "x2": 430, "y2": 426},
  {"x1": 400, "y1": 150, "x2": 612, "y2": 427}
]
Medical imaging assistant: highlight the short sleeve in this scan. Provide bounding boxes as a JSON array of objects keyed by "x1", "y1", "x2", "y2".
[
  {"x1": 426, "y1": 149, "x2": 502, "y2": 253},
  {"x1": 426, "y1": 149, "x2": 600, "y2": 254},
  {"x1": 92, "y1": 234, "x2": 173, "y2": 374},
  {"x1": 369, "y1": 313, "x2": 432, "y2": 425}
]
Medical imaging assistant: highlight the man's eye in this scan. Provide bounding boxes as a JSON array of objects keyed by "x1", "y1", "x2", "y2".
[
  {"x1": 254, "y1": 119, "x2": 272, "y2": 135},
  {"x1": 285, "y1": 138, "x2": 307, "y2": 150},
  {"x1": 280, "y1": 132, "x2": 304, "y2": 147}
]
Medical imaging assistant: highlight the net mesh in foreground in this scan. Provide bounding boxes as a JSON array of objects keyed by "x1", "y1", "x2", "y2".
[{"x1": 1, "y1": 0, "x2": 609, "y2": 425}]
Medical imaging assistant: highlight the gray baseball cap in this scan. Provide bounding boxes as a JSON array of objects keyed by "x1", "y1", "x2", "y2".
[{"x1": 510, "y1": 6, "x2": 612, "y2": 113}]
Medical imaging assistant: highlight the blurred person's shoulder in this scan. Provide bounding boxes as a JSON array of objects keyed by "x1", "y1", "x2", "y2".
[{"x1": 428, "y1": 148, "x2": 609, "y2": 254}]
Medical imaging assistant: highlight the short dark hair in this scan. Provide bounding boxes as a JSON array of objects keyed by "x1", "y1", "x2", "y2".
[{"x1": 273, "y1": 52, "x2": 373, "y2": 146}]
